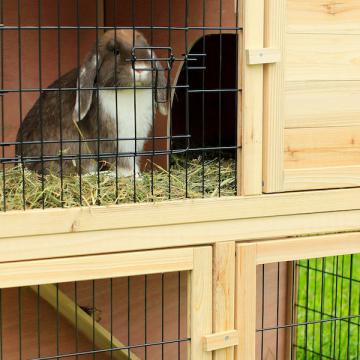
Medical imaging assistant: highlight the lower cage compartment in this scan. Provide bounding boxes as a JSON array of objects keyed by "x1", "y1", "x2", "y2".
[{"x1": 0, "y1": 273, "x2": 189, "y2": 360}]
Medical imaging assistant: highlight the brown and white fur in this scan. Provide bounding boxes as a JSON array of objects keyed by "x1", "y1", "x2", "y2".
[{"x1": 15, "y1": 29, "x2": 168, "y2": 176}]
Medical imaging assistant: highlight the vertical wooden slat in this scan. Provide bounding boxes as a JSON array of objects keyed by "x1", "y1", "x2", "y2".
[
  {"x1": 191, "y1": 247, "x2": 213, "y2": 360},
  {"x1": 263, "y1": 0, "x2": 286, "y2": 193},
  {"x1": 239, "y1": 0, "x2": 264, "y2": 195},
  {"x1": 235, "y1": 243, "x2": 257, "y2": 360},
  {"x1": 213, "y1": 242, "x2": 236, "y2": 360},
  {"x1": 285, "y1": 260, "x2": 299, "y2": 359}
]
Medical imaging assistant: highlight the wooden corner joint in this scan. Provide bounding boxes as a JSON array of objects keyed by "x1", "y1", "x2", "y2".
[
  {"x1": 246, "y1": 48, "x2": 281, "y2": 65},
  {"x1": 203, "y1": 330, "x2": 240, "y2": 352}
]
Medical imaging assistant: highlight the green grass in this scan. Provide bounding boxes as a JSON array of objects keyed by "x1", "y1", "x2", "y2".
[{"x1": 296, "y1": 254, "x2": 360, "y2": 359}]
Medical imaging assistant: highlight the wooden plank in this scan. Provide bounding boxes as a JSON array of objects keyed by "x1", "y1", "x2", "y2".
[
  {"x1": 285, "y1": 261, "x2": 298, "y2": 359},
  {"x1": 3, "y1": 187, "x2": 360, "y2": 240},
  {"x1": 285, "y1": 81, "x2": 360, "y2": 128},
  {"x1": 240, "y1": 0, "x2": 264, "y2": 195},
  {"x1": 284, "y1": 127, "x2": 360, "y2": 169},
  {"x1": 2, "y1": 208, "x2": 360, "y2": 263},
  {"x1": 287, "y1": 0, "x2": 360, "y2": 34},
  {"x1": 0, "y1": 248, "x2": 194, "y2": 288},
  {"x1": 284, "y1": 166, "x2": 360, "y2": 190},
  {"x1": 203, "y1": 330, "x2": 239, "y2": 352},
  {"x1": 263, "y1": 0, "x2": 286, "y2": 193},
  {"x1": 30, "y1": 284, "x2": 140, "y2": 360},
  {"x1": 235, "y1": 243, "x2": 257, "y2": 360},
  {"x1": 213, "y1": 242, "x2": 236, "y2": 360},
  {"x1": 286, "y1": 34, "x2": 360, "y2": 81},
  {"x1": 246, "y1": 48, "x2": 281, "y2": 65},
  {"x1": 191, "y1": 247, "x2": 213, "y2": 360},
  {"x1": 256, "y1": 232, "x2": 360, "y2": 264}
]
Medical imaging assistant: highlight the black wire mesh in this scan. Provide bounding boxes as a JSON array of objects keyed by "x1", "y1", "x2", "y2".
[
  {"x1": 256, "y1": 254, "x2": 360, "y2": 360},
  {"x1": 0, "y1": 0, "x2": 241, "y2": 210},
  {"x1": 0, "y1": 272, "x2": 189, "y2": 360}
]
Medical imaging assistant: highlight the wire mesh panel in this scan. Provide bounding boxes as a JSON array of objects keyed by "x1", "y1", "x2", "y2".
[
  {"x1": 0, "y1": 0, "x2": 241, "y2": 211},
  {"x1": 0, "y1": 272, "x2": 189, "y2": 360},
  {"x1": 256, "y1": 254, "x2": 360, "y2": 360}
]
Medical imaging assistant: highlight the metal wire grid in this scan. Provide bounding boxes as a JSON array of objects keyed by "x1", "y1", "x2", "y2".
[
  {"x1": 256, "y1": 254, "x2": 360, "y2": 360},
  {"x1": 0, "y1": 272, "x2": 189, "y2": 360},
  {"x1": 0, "y1": 0, "x2": 241, "y2": 210}
]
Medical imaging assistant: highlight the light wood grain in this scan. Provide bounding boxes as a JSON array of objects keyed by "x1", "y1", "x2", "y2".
[
  {"x1": 191, "y1": 247, "x2": 213, "y2": 360},
  {"x1": 0, "y1": 248, "x2": 194, "y2": 288},
  {"x1": 213, "y1": 242, "x2": 236, "y2": 360},
  {"x1": 2, "y1": 202, "x2": 360, "y2": 263},
  {"x1": 284, "y1": 165, "x2": 360, "y2": 190},
  {"x1": 288, "y1": 0, "x2": 360, "y2": 34},
  {"x1": 285, "y1": 261, "x2": 298, "y2": 359},
  {"x1": 285, "y1": 81, "x2": 360, "y2": 128},
  {"x1": 203, "y1": 330, "x2": 239, "y2": 352},
  {"x1": 246, "y1": 48, "x2": 281, "y2": 65},
  {"x1": 256, "y1": 232, "x2": 360, "y2": 264},
  {"x1": 263, "y1": 0, "x2": 286, "y2": 193},
  {"x1": 286, "y1": 33, "x2": 360, "y2": 81},
  {"x1": 3, "y1": 187, "x2": 360, "y2": 240},
  {"x1": 235, "y1": 243, "x2": 257, "y2": 360},
  {"x1": 30, "y1": 284, "x2": 140, "y2": 360},
  {"x1": 240, "y1": 0, "x2": 264, "y2": 195},
  {"x1": 284, "y1": 126, "x2": 360, "y2": 169}
]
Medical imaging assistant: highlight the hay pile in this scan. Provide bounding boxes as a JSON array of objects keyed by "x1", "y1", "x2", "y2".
[{"x1": 0, "y1": 157, "x2": 236, "y2": 210}]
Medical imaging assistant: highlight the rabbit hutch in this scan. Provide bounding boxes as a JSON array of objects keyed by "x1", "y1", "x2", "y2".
[{"x1": 1, "y1": 0, "x2": 360, "y2": 359}]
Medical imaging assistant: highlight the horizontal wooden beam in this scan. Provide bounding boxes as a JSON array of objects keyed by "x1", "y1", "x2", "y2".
[
  {"x1": 284, "y1": 166, "x2": 360, "y2": 191},
  {"x1": 1, "y1": 209, "x2": 360, "y2": 263},
  {"x1": 1, "y1": 188, "x2": 360, "y2": 240},
  {"x1": 203, "y1": 330, "x2": 239, "y2": 352},
  {"x1": 0, "y1": 248, "x2": 194, "y2": 288},
  {"x1": 256, "y1": 232, "x2": 360, "y2": 264}
]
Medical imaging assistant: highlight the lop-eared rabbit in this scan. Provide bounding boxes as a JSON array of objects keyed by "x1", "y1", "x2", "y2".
[{"x1": 15, "y1": 30, "x2": 168, "y2": 176}]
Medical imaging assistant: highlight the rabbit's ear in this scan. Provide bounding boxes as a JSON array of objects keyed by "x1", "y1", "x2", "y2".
[
  {"x1": 73, "y1": 48, "x2": 102, "y2": 122},
  {"x1": 153, "y1": 58, "x2": 169, "y2": 116}
]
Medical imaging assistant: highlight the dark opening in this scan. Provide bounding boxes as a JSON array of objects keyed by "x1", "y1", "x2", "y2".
[{"x1": 171, "y1": 34, "x2": 237, "y2": 155}]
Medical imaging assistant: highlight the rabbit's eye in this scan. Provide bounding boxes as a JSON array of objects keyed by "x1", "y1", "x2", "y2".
[{"x1": 113, "y1": 48, "x2": 120, "y2": 56}]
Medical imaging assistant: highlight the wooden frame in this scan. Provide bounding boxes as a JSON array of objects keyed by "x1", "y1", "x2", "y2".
[
  {"x1": 262, "y1": 0, "x2": 286, "y2": 193},
  {"x1": 0, "y1": 246, "x2": 213, "y2": 360},
  {"x1": 1, "y1": 188, "x2": 360, "y2": 263},
  {"x1": 212, "y1": 242, "x2": 236, "y2": 359},
  {"x1": 240, "y1": 0, "x2": 264, "y2": 195},
  {"x1": 262, "y1": 0, "x2": 360, "y2": 193},
  {"x1": 0, "y1": 248, "x2": 194, "y2": 288},
  {"x1": 235, "y1": 232, "x2": 360, "y2": 360}
]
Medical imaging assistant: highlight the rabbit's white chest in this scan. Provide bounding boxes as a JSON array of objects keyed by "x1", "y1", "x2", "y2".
[{"x1": 99, "y1": 90, "x2": 153, "y2": 154}]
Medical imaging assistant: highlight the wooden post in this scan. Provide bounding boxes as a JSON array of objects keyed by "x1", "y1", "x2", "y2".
[
  {"x1": 235, "y1": 243, "x2": 257, "y2": 360},
  {"x1": 213, "y1": 242, "x2": 236, "y2": 360},
  {"x1": 263, "y1": 0, "x2": 286, "y2": 193},
  {"x1": 239, "y1": 0, "x2": 264, "y2": 195},
  {"x1": 191, "y1": 247, "x2": 213, "y2": 360},
  {"x1": 285, "y1": 261, "x2": 299, "y2": 359}
]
